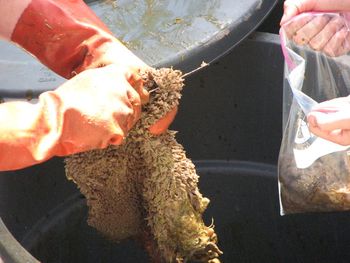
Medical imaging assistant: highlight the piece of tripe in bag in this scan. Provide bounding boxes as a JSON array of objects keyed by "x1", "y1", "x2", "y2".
[{"x1": 278, "y1": 12, "x2": 350, "y2": 215}]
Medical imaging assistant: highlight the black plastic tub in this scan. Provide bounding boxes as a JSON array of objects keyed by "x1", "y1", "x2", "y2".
[
  {"x1": 5, "y1": 161, "x2": 350, "y2": 263},
  {"x1": 2, "y1": 31, "x2": 350, "y2": 263},
  {"x1": 16, "y1": 161, "x2": 279, "y2": 263}
]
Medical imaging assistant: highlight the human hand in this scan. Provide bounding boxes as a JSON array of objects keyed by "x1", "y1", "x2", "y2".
[
  {"x1": 49, "y1": 64, "x2": 147, "y2": 150},
  {"x1": 281, "y1": 0, "x2": 350, "y2": 25},
  {"x1": 77, "y1": 39, "x2": 178, "y2": 135},
  {"x1": 282, "y1": 13, "x2": 350, "y2": 57},
  {"x1": 149, "y1": 107, "x2": 178, "y2": 135},
  {"x1": 0, "y1": 64, "x2": 149, "y2": 171},
  {"x1": 307, "y1": 96, "x2": 350, "y2": 145},
  {"x1": 7, "y1": 0, "x2": 175, "y2": 136}
]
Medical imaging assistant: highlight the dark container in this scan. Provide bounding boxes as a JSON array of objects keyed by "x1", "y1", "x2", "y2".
[
  {"x1": 0, "y1": 0, "x2": 283, "y2": 260},
  {"x1": 5, "y1": 2, "x2": 350, "y2": 263},
  {"x1": 21, "y1": 161, "x2": 350, "y2": 263},
  {"x1": 0, "y1": 1, "x2": 290, "y2": 262},
  {"x1": 0, "y1": 30, "x2": 331, "y2": 263},
  {"x1": 2, "y1": 7, "x2": 350, "y2": 258},
  {"x1": 3, "y1": 29, "x2": 350, "y2": 263}
]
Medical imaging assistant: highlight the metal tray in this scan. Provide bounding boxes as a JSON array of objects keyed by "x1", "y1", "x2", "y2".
[{"x1": 0, "y1": 0, "x2": 277, "y2": 99}]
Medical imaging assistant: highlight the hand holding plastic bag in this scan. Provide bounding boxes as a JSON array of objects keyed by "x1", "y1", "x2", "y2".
[
  {"x1": 281, "y1": 0, "x2": 350, "y2": 24},
  {"x1": 283, "y1": 13, "x2": 350, "y2": 57},
  {"x1": 281, "y1": 0, "x2": 350, "y2": 57},
  {"x1": 279, "y1": 11, "x2": 350, "y2": 215}
]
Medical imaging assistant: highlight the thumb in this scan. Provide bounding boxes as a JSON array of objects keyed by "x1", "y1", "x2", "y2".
[
  {"x1": 308, "y1": 111, "x2": 350, "y2": 131},
  {"x1": 149, "y1": 107, "x2": 178, "y2": 135},
  {"x1": 280, "y1": 0, "x2": 317, "y2": 25}
]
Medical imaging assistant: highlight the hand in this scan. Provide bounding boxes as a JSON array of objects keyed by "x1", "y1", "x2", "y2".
[
  {"x1": 73, "y1": 39, "x2": 177, "y2": 134},
  {"x1": 307, "y1": 96, "x2": 350, "y2": 145},
  {"x1": 8, "y1": 0, "x2": 175, "y2": 135},
  {"x1": 0, "y1": 64, "x2": 145, "y2": 171},
  {"x1": 80, "y1": 40, "x2": 151, "y2": 103},
  {"x1": 149, "y1": 107, "x2": 178, "y2": 135},
  {"x1": 281, "y1": 0, "x2": 350, "y2": 25},
  {"x1": 54, "y1": 64, "x2": 145, "y2": 149},
  {"x1": 282, "y1": 13, "x2": 350, "y2": 57}
]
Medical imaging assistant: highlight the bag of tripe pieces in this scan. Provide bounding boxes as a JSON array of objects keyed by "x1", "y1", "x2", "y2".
[{"x1": 278, "y1": 12, "x2": 350, "y2": 215}]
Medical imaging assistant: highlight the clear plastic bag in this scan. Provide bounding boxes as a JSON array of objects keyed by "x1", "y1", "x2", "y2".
[{"x1": 279, "y1": 12, "x2": 350, "y2": 215}]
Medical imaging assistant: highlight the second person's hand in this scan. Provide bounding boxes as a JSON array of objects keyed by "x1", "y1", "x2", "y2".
[
  {"x1": 281, "y1": 0, "x2": 350, "y2": 57},
  {"x1": 282, "y1": 13, "x2": 350, "y2": 57},
  {"x1": 308, "y1": 96, "x2": 350, "y2": 146},
  {"x1": 281, "y1": 0, "x2": 350, "y2": 25}
]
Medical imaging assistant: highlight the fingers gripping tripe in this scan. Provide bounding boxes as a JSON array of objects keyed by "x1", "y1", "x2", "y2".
[{"x1": 0, "y1": 65, "x2": 145, "y2": 171}]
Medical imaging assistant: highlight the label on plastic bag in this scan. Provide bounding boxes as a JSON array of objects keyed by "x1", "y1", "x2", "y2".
[{"x1": 293, "y1": 117, "x2": 349, "y2": 168}]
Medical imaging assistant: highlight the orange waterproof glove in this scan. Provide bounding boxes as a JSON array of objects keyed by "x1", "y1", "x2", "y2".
[
  {"x1": 8, "y1": 0, "x2": 132, "y2": 78},
  {"x1": 0, "y1": 0, "x2": 176, "y2": 171},
  {"x1": 0, "y1": 65, "x2": 143, "y2": 171},
  {"x1": 1, "y1": 0, "x2": 148, "y2": 101},
  {"x1": 5, "y1": 0, "x2": 175, "y2": 129}
]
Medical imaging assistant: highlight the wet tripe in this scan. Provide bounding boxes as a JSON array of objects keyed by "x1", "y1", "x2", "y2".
[{"x1": 65, "y1": 68, "x2": 222, "y2": 262}]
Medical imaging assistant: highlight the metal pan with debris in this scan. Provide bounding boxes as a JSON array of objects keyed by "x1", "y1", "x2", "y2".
[{"x1": 0, "y1": 0, "x2": 277, "y2": 100}]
